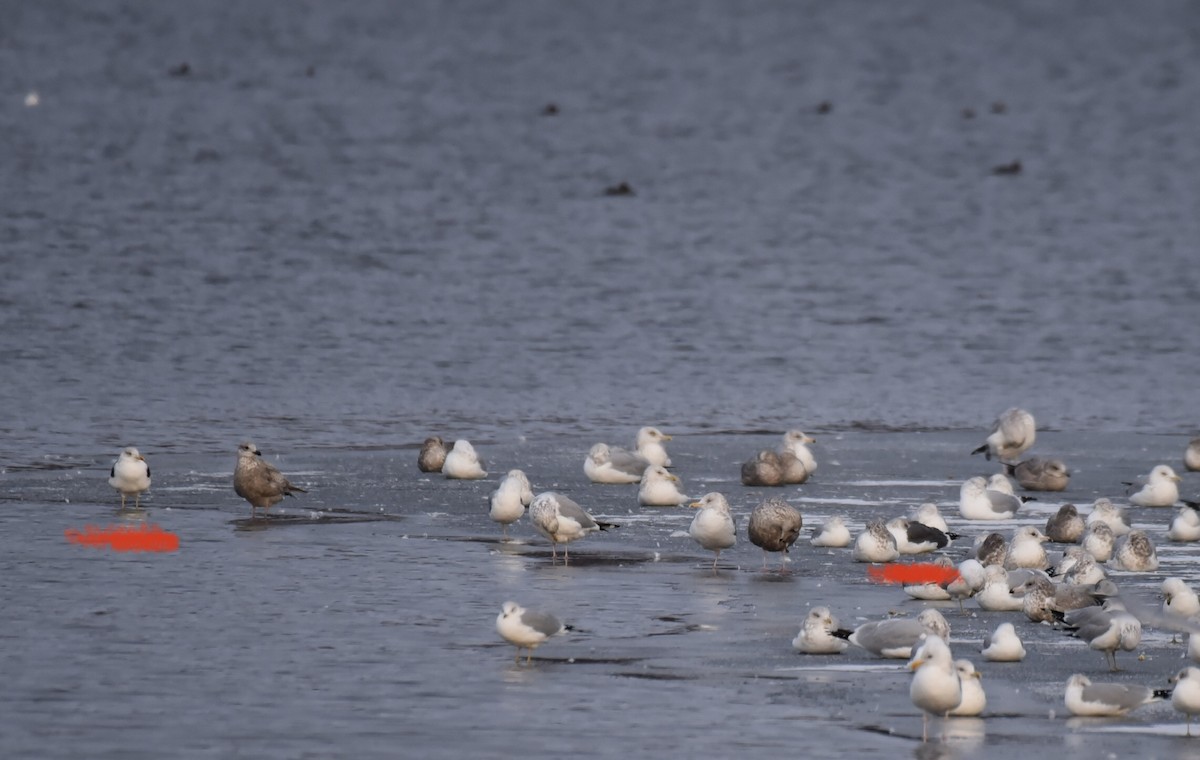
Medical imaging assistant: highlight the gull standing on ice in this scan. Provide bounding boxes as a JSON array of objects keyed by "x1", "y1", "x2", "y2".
[
  {"x1": 1162, "y1": 578, "x2": 1200, "y2": 621},
  {"x1": 638, "y1": 465, "x2": 687, "y2": 506},
  {"x1": 1127, "y1": 464, "x2": 1181, "y2": 507},
  {"x1": 109, "y1": 446, "x2": 151, "y2": 509},
  {"x1": 981, "y1": 622, "x2": 1025, "y2": 662},
  {"x1": 1170, "y1": 667, "x2": 1200, "y2": 736},
  {"x1": 810, "y1": 516, "x2": 852, "y2": 548},
  {"x1": 234, "y1": 442, "x2": 306, "y2": 515},
  {"x1": 1007, "y1": 457, "x2": 1070, "y2": 492},
  {"x1": 496, "y1": 602, "x2": 571, "y2": 664},
  {"x1": 528, "y1": 491, "x2": 615, "y2": 563},
  {"x1": 747, "y1": 497, "x2": 803, "y2": 569},
  {"x1": 1064, "y1": 601, "x2": 1142, "y2": 672},
  {"x1": 1064, "y1": 674, "x2": 1167, "y2": 716},
  {"x1": 792, "y1": 606, "x2": 849, "y2": 654},
  {"x1": 489, "y1": 469, "x2": 533, "y2": 538},
  {"x1": 971, "y1": 407, "x2": 1036, "y2": 463},
  {"x1": 418, "y1": 436, "x2": 448, "y2": 473},
  {"x1": 688, "y1": 492, "x2": 737, "y2": 570},
  {"x1": 908, "y1": 635, "x2": 962, "y2": 742},
  {"x1": 584, "y1": 443, "x2": 649, "y2": 484},
  {"x1": 443, "y1": 439, "x2": 487, "y2": 479}
]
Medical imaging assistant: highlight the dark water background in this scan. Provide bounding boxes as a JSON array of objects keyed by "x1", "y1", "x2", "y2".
[
  {"x1": 2, "y1": 0, "x2": 1198, "y2": 468},
  {"x1": 3, "y1": 2, "x2": 1200, "y2": 758}
]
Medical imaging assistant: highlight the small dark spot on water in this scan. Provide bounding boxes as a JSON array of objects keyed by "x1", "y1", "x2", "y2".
[
  {"x1": 604, "y1": 181, "x2": 635, "y2": 197},
  {"x1": 542, "y1": 103, "x2": 559, "y2": 115},
  {"x1": 168, "y1": 62, "x2": 190, "y2": 77},
  {"x1": 816, "y1": 100, "x2": 833, "y2": 114},
  {"x1": 306, "y1": 65, "x2": 316, "y2": 77},
  {"x1": 615, "y1": 671, "x2": 697, "y2": 681},
  {"x1": 992, "y1": 159, "x2": 1022, "y2": 175},
  {"x1": 990, "y1": 100, "x2": 1007, "y2": 114},
  {"x1": 193, "y1": 148, "x2": 221, "y2": 163},
  {"x1": 962, "y1": 107, "x2": 976, "y2": 119}
]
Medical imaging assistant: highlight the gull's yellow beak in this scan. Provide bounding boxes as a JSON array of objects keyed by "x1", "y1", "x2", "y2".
[
  {"x1": 688, "y1": 500, "x2": 703, "y2": 509},
  {"x1": 908, "y1": 659, "x2": 924, "y2": 672}
]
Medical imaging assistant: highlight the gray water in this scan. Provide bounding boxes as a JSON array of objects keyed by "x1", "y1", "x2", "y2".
[{"x1": 3, "y1": 1, "x2": 1200, "y2": 757}]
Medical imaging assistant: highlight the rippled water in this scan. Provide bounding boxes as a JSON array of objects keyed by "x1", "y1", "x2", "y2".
[{"x1": 3, "y1": 2, "x2": 1200, "y2": 758}]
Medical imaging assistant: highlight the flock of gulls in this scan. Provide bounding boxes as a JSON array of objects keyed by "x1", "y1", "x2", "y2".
[{"x1": 106, "y1": 414, "x2": 1200, "y2": 742}]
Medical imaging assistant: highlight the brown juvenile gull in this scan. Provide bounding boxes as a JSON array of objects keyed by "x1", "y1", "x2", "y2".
[
  {"x1": 1006, "y1": 457, "x2": 1070, "y2": 492},
  {"x1": 747, "y1": 497, "x2": 803, "y2": 569},
  {"x1": 418, "y1": 436, "x2": 448, "y2": 473},
  {"x1": 1186, "y1": 438, "x2": 1200, "y2": 472},
  {"x1": 234, "y1": 442, "x2": 306, "y2": 515},
  {"x1": 1045, "y1": 504, "x2": 1085, "y2": 543},
  {"x1": 1113, "y1": 530, "x2": 1159, "y2": 572},
  {"x1": 971, "y1": 407, "x2": 1036, "y2": 463},
  {"x1": 109, "y1": 446, "x2": 151, "y2": 509},
  {"x1": 741, "y1": 450, "x2": 784, "y2": 487},
  {"x1": 528, "y1": 491, "x2": 616, "y2": 563},
  {"x1": 975, "y1": 532, "x2": 1008, "y2": 567},
  {"x1": 495, "y1": 601, "x2": 572, "y2": 664}
]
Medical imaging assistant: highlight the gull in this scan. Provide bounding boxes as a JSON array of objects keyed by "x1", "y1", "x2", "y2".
[
  {"x1": 1082, "y1": 522, "x2": 1116, "y2": 562},
  {"x1": 975, "y1": 532, "x2": 1008, "y2": 567},
  {"x1": 982, "y1": 622, "x2": 1026, "y2": 662},
  {"x1": 418, "y1": 436, "x2": 448, "y2": 473},
  {"x1": 912, "y1": 503, "x2": 949, "y2": 533},
  {"x1": 747, "y1": 497, "x2": 803, "y2": 569},
  {"x1": 688, "y1": 492, "x2": 737, "y2": 570},
  {"x1": 443, "y1": 439, "x2": 487, "y2": 479},
  {"x1": 792, "y1": 606, "x2": 849, "y2": 654},
  {"x1": 496, "y1": 602, "x2": 571, "y2": 664},
  {"x1": 1087, "y1": 498, "x2": 1132, "y2": 536},
  {"x1": 971, "y1": 407, "x2": 1036, "y2": 463},
  {"x1": 635, "y1": 427, "x2": 673, "y2": 467},
  {"x1": 1006, "y1": 457, "x2": 1070, "y2": 492},
  {"x1": 887, "y1": 517, "x2": 958, "y2": 555},
  {"x1": 903, "y1": 556, "x2": 956, "y2": 601},
  {"x1": 489, "y1": 469, "x2": 533, "y2": 538},
  {"x1": 1168, "y1": 504, "x2": 1200, "y2": 542},
  {"x1": 948, "y1": 660, "x2": 986, "y2": 716},
  {"x1": 234, "y1": 442, "x2": 306, "y2": 515},
  {"x1": 907, "y1": 635, "x2": 962, "y2": 742},
  {"x1": 1054, "y1": 548, "x2": 1107, "y2": 586},
  {"x1": 1064, "y1": 600, "x2": 1142, "y2": 671},
  {"x1": 1127, "y1": 464, "x2": 1181, "y2": 507},
  {"x1": 776, "y1": 450, "x2": 810, "y2": 485},
  {"x1": 959, "y1": 476, "x2": 1022, "y2": 520},
  {"x1": 1045, "y1": 504, "x2": 1085, "y2": 543},
  {"x1": 584, "y1": 443, "x2": 649, "y2": 485},
  {"x1": 528, "y1": 491, "x2": 616, "y2": 563},
  {"x1": 1187, "y1": 438, "x2": 1200, "y2": 472},
  {"x1": 779, "y1": 430, "x2": 817, "y2": 475},
  {"x1": 1171, "y1": 667, "x2": 1200, "y2": 736},
  {"x1": 1064, "y1": 674, "x2": 1167, "y2": 716},
  {"x1": 1161, "y1": 578, "x2": 1200, "y2": 620},
  {"x1": 843, "y1": 608, "x2": 951, "y2": 659},
  {"x1": 741, "y1": 450, "x2": 784, "y2": 487},
  {"x1": 1005, "y1": 526, "x2": 1050, "y2": 570},
  {"x1": 109, "y1": 446, "x2": 151, "y2": 509},
  {"x1": 976, "y1": 565, "x2": 1025, "y2": 612},
  {"x1": 852, "y1": 519, "x2": 899, "y2": 562},
  {"x1": 1018, "y1": 575, "x2": 1058, "y2": 624},
  {"x1": 1113, "y1": 530, "x2": 1159, "y2": 572},
  {"x1": 810, "y1": 516, "x2": 852, "y2": 548},
  {"x1": 946, "y1": 558, "x2": 987, "y2": 612},
  {"x1": 638, "y1": 465, "x2": 687, "y2": 506}
]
